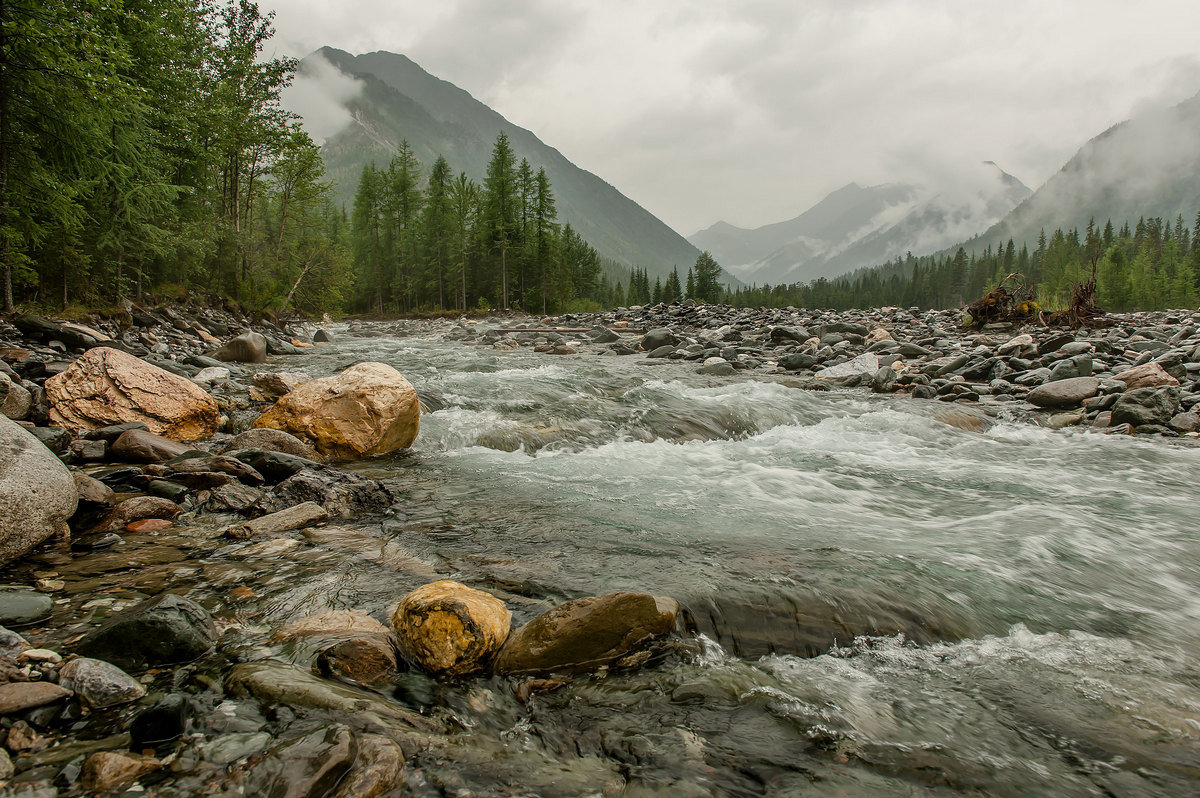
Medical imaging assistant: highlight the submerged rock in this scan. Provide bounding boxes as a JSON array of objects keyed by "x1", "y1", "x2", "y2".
[
  {"x1": 58, "y1": 657, "x2": 146, "y2": 708},
  {"x1": 253, "y1": 361, "x2": 420, "y2": 459},
  {"x1": 0, "y1": 417, "x2": 77, "y2": 565},
  {"x1": 80, "y1": 751, "x2": 161, "y2": 793},
  {"x1": 0, "y1": 588, "x2": 53, "y2": 627},
  {"x1": 494, "y1": 592, "x2": 678, "y2": 676},
  {"x1": 45, "y1": 347, "x2": 220, "y2": 440},
  {"x1": 392, "y1": 580, "x2": 511, "y2": 676},
  {"x1": 75, "y1": 593, "x2": 217, "y2": 671},
  {"x1": 242, "y1": 725, "x2": 355, "y2": 798}
]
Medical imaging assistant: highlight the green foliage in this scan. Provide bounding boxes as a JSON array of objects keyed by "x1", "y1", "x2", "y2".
[{"x1": 1, "y1": 0, "x2": 351, "y2": 314}]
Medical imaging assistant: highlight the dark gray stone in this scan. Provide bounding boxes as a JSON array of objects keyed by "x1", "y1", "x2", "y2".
[
  {"x1": 1027, "y1": 377, "x2": 1101, "y2": 409},
  {"x1": 1111, "y1": 386, "x2": 1182, "y2": 428},
  {"x1": 0, "y1": 587, "x2": 53, "y2": 627},
  {"x1": 75, "y1": 593, "x2": 217, "y2": 671}
]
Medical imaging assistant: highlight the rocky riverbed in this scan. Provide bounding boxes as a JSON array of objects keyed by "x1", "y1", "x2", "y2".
[{"x1": 0, "y1": 297, "x2": 1198, "y2": 795}]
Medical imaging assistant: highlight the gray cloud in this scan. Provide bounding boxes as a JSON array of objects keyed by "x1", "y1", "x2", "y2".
[
  {"x1": 263, "y1": 0, "x2": 1200, "y2": 235},
  {"x1": 281, "y1": 51, "x2": 364, "y2": 143}
]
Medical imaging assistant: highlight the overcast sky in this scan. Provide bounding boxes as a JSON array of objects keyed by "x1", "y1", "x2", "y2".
[{"x1": 262, "y1": 0, "x2": 1200, "y2": 236}]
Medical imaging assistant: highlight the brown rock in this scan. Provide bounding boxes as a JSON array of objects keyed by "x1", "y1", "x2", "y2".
[
  {"x1": 495, "y1": 592, "x2": 677, "y2": 676},
  {"x1": 253, "y1": 362, "x2": 420, "y2": 460},
  {"x1": 391, "y1": 581, "x2": 510, "y2": 676},
  {"x1": 95, "y1": 496, "x2": 181, "y2": 533},
  {"x1": 0, "y1": 680, "x2": 72, "y2": 714},
  {"x1": 221, "y1": 427, "x2": 317, "y2": 459},
  {"x1": 110, "y1": 429, "x2": 190, "y2": 463},
  {"x1": 45, "y1": 347, "x2": 220, "y2": 440},
  {"x1": 5, "y1": 720, "x2": 45, "y2": 753},
  {"x1": 225, "y1": 501, "x2": 328, "y2": 539},
  {"x1": 211, "y1": 331, "x2": 267, "y2": 364},
  {"x1": 274, "y1": 609, "x2": 392, "y2": 642},
  {"x1": 316, "y1": 638, "x2": 398, "y2": 684},
  {"x1": 125, "y1": 518, "x2": 173, "y2": 533},
  {"x1": 335, "y1": 734, "x2": 404, "y2": 798},
  {"x1": 1113, "y1": 362, "x2": 1180, "y2": 389},
  {"x1": 81, "y1": 751, "x2": 161, "y2": 793},
  {"x1": 251, "y1": 371, "x2": 310, "y2": 399}
]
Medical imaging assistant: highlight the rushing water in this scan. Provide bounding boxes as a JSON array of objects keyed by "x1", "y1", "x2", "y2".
[{"x1": 19, "y1": 329, "x2": 1200, "y2": 795}]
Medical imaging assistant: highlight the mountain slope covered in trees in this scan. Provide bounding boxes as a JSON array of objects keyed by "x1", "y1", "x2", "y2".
[{"x1": 312, "y1": 48, "x2": 710, "y2": 281}]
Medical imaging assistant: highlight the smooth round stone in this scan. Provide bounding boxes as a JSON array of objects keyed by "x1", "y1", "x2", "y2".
[
  {"x1": 1026, "y1": 377, "x2": 1100, "y2": 409},
  {"x1": 58, "y1": 657, "x2": 147, "y2": 708},
  {"x1": 0, "y1": 587, "x2": 53, "y2": 627}
]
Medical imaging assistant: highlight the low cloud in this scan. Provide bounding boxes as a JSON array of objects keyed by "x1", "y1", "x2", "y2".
[{"x1": 282, "y1": 52, "x2": 364, "y2": 144}]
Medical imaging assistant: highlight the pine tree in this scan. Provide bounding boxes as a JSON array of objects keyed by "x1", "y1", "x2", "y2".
[
  {"x1": 482, "y1": 132, "x2": 518, "y2": 309},
  {"x1": 693, "y1": 251, "x2": 723, "y2": 303}
]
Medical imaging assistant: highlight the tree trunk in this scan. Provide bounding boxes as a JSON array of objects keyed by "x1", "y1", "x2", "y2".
[{"x1": 0, "y1": 35, "x2": 14, "y2": 315}]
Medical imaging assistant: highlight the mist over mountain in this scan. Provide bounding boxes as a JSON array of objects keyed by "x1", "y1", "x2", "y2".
[
  {"x1": 968, "y1": 91, "x2": 1200, "y2": 253},
  {"x1": 691, "y1": 162, "x2": 1031, "y2": 286},
  {"x1": 295, "y1": 48, "x2": 711, "y2": 281}
]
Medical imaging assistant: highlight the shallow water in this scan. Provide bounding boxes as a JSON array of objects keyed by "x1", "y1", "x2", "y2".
[{"x1": 18, "y1": 329, "x2": 1200, "y2": 795}]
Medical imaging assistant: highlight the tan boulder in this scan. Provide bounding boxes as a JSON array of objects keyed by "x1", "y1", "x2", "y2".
[
  {"x1": 1113, "y1": 362, "x2": 1180, "y2": 389},
  {"x1": 253, "y1": 362, "x2": 419, "y2": 459},
  {"x1": 45, "y1": 347, "x2": 219, "y2": 441},
  {"x1": 391, "y1": 581, "x2": 510, "y2": 676},
  {"x1": 495, "y1": 592, "x2": 678, "y2": 676}
]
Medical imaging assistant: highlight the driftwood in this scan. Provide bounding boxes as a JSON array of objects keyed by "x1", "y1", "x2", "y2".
[
  {"x1": 964, "y1": 273, "x2": 1039, "y2": 328},
  {"x1": 1040, "y1": 257, "x2": 1109, "y2": 329}
]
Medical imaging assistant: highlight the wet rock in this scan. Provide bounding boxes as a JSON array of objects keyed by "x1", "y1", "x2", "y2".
[
  {"x1": 57, "y1": 657, "x2": 146, "y2": 708},
  {"x1": 778, "y1": 352, "x2": 817, "y2": 371},
  {"x1": 5, "y1": 719, "x2": 44, "y2": 752},
  {"x1": 130, "y1": 694, "x2": 193, "y2": 750},
  {"x1": 0, "y1": 372, "x2": 32, "y2": 420},
  {"x1": 26, "y1": 425, "x2": 71, "y2": 456},
  {"x1": 680, "y1": 584, "x2": 968, "y2": 658},
  {"x1": 227, "y1": 449, "x2": 317, "y2": 483},
  {"x1": 251, "y1": 370, "x2": 310, "y2": 399},
  {"x1": 697, "y1": 360, "x2": 735, "y2": 376},
  {"x1": 315, "y1": 638, "x2": 399, "y2": 685},
  {"x1": 211, "y1": 331, "x2": 267, "y2": 363},
  {"x1": 335, "y1": 733, "x2": 405, "y2": 798},
  {"x1": 254, "y1": 468, "x2": 392, "y2": 519},
  {"x1": 0, "y1": 588, "x2": 53, "y2": 627},
  {"x1": 1026, "y1": 377, "x2": 1101, "y2": 409},
  {"x1": 640, "y1": 328, "x2": 677, "y2": 350},
  {"x1": 275, "y1": 609, "x2": 392, "y2": 643},
  {"x1": 148, "y1": 479, "x2": 189, "y2": 503},
  {"x1": 0, "y1": 417, "x2": 77, "y2": 565},
  {"x1": 76, "y1": 593, "x2": 217, "y2": 670},
  {"x1": 1111, "y1": 386, "x2": 1181, "y2": 428},
  {"x1": 45, "y1": 347, "x2": 220, "y2": 440},
  {"x1": 0, "y1": 626, "x2": 29, "y2": 658},
  {"x1": 392, "y1": 580, "x2": 511, "y2": 676},
  {"x1": 253, "y1": 361, "x2": 420, "y2": 459},
  {"x1": 0, "y1": 681, "x2": 71, "y2": 715},
  {"x1": 164, "y1": 453, "x2": 264, "y2": 485},
  {"x1": 80, "y1": 751, "x2": 161, "y2": 793},
  {"x1": 931, "y1": 406, "x2": 994, "y2": 433},
  {"x1": 242, "y1": 724, "x2": 355, "y2": 798},
  {"x1": 1168, "y1": 412, "x2": 1200, "y2": 433},
  {"x1": 69, "y1": 472, "x2": 114, "y2": 530},
  {"x1": 313, "y1": 328, "x2": 334, "y2": 343},
  {"x1": 125, "y1": 517, "x2": 175, "y2": 533},
  {"x1": 201, "y1": 482, "x2": 263, "y2": 513},
  {"x1": 221, "y1": 427, "x2": 317, "y2": 459},
  {"x1": 202, "y1": 731, "x2": 273, "y2": 764},
  {"x1": 225, "y1": 662, "x2": 441, "y2": 734},
  {"x1": 110, "y1": 429, "x2": 190, "y2": 463},
  {"x1": 495, "y1": 592, "x2": 677, "y2": 676},
  {"x1": 93, "y1": 495, "x2": 181, "y2": 533},
  {"x1": 1113, "y1": 362, "x2": 1181, "y2": 389},
  {"x1": 71, "y1": 532, "x2": 122, "y2": 552}
]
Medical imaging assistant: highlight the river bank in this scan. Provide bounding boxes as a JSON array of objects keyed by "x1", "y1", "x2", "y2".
[{"x1": 0, "y1": 299, "x2": 1198, "y2": 795}]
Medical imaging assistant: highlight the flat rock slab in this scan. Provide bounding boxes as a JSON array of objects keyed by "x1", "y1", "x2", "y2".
[
  {"x1": 814, "y1": 353, "x2": 879, "y2": 380},
  {"x1": 0, "y1": 681, "x2": 72, "y2": 714},
  {"x1": 0, "y1": 588, "x2": 53, "y2": 627}
]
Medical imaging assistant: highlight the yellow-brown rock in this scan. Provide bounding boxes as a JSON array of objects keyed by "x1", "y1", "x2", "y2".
[
  {"x1": 495, "y1": 592, "x2": 678, "y2": 676},
  {"x1": 253, "y1": 362, "x2": 419, "y2": 460},
  {"x1": 81, "y1": 752, "x2": 161, "y2": 793},
  {"x1": 391, "y1": 581, "x2": 510, "y2": 676},
  {"x1": 45, "y1": 347, "x2": 219, "y2": 441}
]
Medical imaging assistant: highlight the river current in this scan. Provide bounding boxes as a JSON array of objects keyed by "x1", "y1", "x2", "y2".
[{"x1": 31, "y1": 329, "x2": 1200, "y2": 795}]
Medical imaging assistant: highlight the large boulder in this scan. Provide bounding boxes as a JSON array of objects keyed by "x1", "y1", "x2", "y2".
[
  {"x1": 0, "y1": 373, "x2": 31, "y2": 420},
  {"x1": 44, "y1": 347, "x2": 219, "y2": 441},
  {"x1": 253, "y1": 362, "x2": 420, "y2": 459},
  {"x1": 0, "y1": 417, "x2": 77, "y2": 566},
  {"x1": 494, "y1": 592, "x2": 677, "y2": 676},
  {"x1": 391, "y1": 581, "x2": 511, "y2": 676},
  {"x1": 211, "y1": 332, "x2": 267, "y2": 364}
]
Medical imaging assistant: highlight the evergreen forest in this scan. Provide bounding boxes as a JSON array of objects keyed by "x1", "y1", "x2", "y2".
[{"x1": 4, "y1": 0, "x2": 1199, "y2": 318}]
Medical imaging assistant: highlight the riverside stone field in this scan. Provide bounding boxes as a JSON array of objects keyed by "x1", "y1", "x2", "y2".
[{"x1": 0, "y1": 297, "x2": 1199, "y2": 795}]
